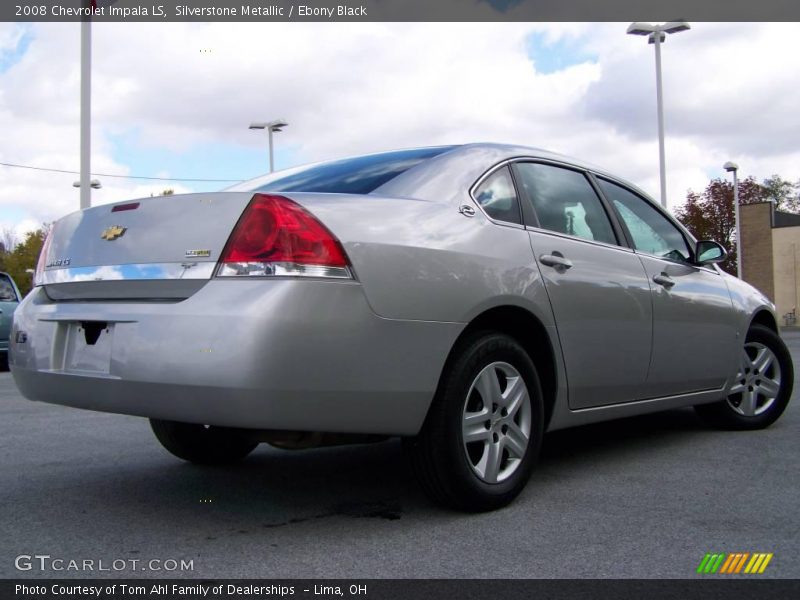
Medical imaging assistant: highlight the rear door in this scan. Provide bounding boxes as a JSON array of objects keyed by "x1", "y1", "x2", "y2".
[
  {"x1": 595, "y1": 177, "x2": 738, "y2": 398},
  {"x1": 0, "y1": 273, "x2": 20, "y2": 350},
  {"x1": 513, "y1": 161, "x2": 653, "y2": 409}
]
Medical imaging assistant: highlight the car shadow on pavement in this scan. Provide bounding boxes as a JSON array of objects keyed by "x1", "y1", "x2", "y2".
[
  {"x1": 19, "y1": 408, "x2": 713, "y2": 527},
  {"x1": 136, "y1": 408, "x2": 708, "y2": 517},
  {"x1": 540, "y1": 406, "x2": 707, "y2": 462},
  {"x1": 2, "y1": 403, "x2": 743, "y2": 568},
  {"x1": 106, "y1": 437, "x2": 420, "y2": 529}
]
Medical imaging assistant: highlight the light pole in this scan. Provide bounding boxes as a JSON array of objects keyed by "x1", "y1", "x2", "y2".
[
  {"x1": 78, "y1": 1, "x2": 120, "y2": 209},
  {"x1": 79, "y1": 2, "x2": 94, "y2": 210},
  {"x1": 724, "y1": 161, "x2": 743, "y2": 279},
  {"x1": 627, "y1": 21, "x2": 690, "y2": 209},
  {"x1": 249, "y1": 120, "x2": 288, "y2": 172}
]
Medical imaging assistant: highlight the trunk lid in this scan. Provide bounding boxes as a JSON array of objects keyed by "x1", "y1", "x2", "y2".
[{"x1": 40, "y1": 192, "x2": 254, "y2": 301}]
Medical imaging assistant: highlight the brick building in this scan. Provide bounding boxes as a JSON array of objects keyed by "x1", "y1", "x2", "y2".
[{"x1": 740, "y1": 202, "x2": 800, "y2": 325}]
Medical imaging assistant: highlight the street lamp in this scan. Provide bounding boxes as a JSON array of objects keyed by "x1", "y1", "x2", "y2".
[
  {"x1": 72, "y1": 179, "x2": 102, "y2": 189},
  {"x1": 627, "y1": 21, "x2": 691, "y2": 209},
  {"x1": 249, "y1": 120, "x2": 288, "y2": 173},
  {"x1": 724, "y1": 161, "x2": 743, "y2": 279}
]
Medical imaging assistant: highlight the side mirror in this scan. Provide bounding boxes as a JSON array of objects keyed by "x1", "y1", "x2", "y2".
[{"x1": 695, "y1": 240, "x2": 727, "y2": 265}]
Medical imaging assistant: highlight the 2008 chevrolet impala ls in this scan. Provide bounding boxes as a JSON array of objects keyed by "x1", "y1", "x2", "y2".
[{"x1": 9, "y1": 144, "x2": 794, "y2": 511}]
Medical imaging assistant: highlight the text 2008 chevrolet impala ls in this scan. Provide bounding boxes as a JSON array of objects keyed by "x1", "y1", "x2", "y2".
[{"x1": 9, "y1": 144, "x2": 794, "y2": 511}]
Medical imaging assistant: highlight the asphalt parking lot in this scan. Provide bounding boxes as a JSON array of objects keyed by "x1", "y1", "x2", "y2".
[{"x1": 1, "y1": 332, "x2": 798, "y2": 579}]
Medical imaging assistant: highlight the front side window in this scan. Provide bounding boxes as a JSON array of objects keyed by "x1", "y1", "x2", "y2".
[
  {"x1": 514, "y1": 163, "x2": 617, "y2": 245},
  {"x1": 473, "y1": 167, "x2": 522, "y2": 225},
  {"x1": 0, "y1": 275, "x2": 17, "y2": 302},
  {"x1": 597, "y1": 179, "x2": 692, "y2": 263}
]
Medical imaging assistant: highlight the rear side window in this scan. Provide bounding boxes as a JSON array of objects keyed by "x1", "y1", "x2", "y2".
[
  {"x1": 597, "y1": 178, "x2": 692, "y2": 263},
  {"x1": 0, "y1": 275, "x2": 17, "y2": 302},
  {"x1": 515, "y1": 163, "x2": 617, "y2": 245},
  {"x1": 233, "y1": 146, "x2": 456, "y2": 195},
  {"x1": 473, "y1": 167, "x2": 522, "y2": 225}
]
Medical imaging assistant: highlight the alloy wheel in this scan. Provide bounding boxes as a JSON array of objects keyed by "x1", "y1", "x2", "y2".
[
  {"x1": 727, "y1": 341, "x2": 782, "y2": 416},
  {"x1": 461, "y1": 361, "x2": 532, "y2": 484}
]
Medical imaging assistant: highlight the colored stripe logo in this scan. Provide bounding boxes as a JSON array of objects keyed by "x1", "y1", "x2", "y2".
[{"x1": 697, "y1": 552, "x2": 773, "y2": 574}]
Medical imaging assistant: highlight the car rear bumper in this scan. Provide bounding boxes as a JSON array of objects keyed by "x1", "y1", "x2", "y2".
[{"x1": 10, "y1": 280, "x2": 462, "y2": 436}]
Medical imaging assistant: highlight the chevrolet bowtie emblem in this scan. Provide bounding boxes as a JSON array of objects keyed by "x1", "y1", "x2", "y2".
[{"x1": 101, "y1": 225, "x2": 127, "y2": 241}]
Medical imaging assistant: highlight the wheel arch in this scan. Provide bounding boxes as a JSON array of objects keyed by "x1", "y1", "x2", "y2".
[
  {"x1": 434, "y1": 305, "x2": 559, "y2": 429},
  {"x1": 750, "y1": 309, "x2": 778, "y2": 333}
]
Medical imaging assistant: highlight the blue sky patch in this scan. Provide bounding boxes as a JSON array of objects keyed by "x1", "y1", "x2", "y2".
[
  {"x1": 108, "y1": 129, "x2": 303, "y2": 193},
  {"x1": 0, "y1": 26, "x2": 33, "y2": 74},
  {"x1": 526, "y1": 31, "x2": 597, "y2": 75},
  {"x1": 0, "y1": 205, "x2": 29, "y2": 223}
]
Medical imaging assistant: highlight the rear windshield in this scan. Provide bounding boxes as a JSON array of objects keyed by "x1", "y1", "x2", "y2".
[{"x1": 230, "y1": 146, "x2": 457, "y2": 195}]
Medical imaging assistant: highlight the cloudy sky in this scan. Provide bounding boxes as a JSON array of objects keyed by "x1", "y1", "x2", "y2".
[{"x1": 1, "y1": 21, "x2": 799, "y2": 238}]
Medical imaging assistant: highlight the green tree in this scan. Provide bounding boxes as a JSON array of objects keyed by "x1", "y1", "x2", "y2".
[
  {"x1": 3, "y1": 228, "x2": 47, "y2": 296},
  {"x1": 675, "y1": 176, "x2": 765, "y2": 275},
  {"x1": 761, "y1": 174, "x2": 799, "y2": 213}
]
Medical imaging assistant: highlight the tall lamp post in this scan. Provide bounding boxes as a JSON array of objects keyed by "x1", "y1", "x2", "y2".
[
  {"x1": 79, "y1": 0, "x2": 119, "y2": 209},
  {"x1": 627, "y1": 21, "x2": 691, "y2": 209},
  {"x1": 249, "y1": 120, "x2": 288, "y2": 172},
  {"x1": 79, "y1": 1, "x2": 95, "y2": 210},
  {"x1": 724, "y1": 161, "x2": 743, "y2": 279}
]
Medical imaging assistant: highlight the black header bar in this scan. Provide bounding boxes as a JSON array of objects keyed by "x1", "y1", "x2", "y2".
[{"x1": 3, "y1": 0, "x2": 800, "y2": 23}]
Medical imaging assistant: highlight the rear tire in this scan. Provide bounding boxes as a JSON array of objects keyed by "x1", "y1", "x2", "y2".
[
  {"x1": 405, "y1": 331, "x2": 544, "y2": 512},
  {"x1": 150, "y1": 419, "x2": 258, "y2": 464},
  {"x1": 695, "y1": 325, "x2": 793, "y2": 430}
]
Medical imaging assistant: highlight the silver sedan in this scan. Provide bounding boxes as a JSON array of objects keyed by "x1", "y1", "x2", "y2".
[{"x1": 10, "y1": 143, "x2": 794, "y2": 511}]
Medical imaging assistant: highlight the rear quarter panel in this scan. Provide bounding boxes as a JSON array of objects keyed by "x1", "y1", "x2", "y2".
[{"x1": 290, "y1": 193, "x2": 554, "y2": 328}]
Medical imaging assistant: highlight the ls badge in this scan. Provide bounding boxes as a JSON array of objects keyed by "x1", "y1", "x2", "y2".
[{"x1": 101, "y1": 225, "x2": 127, "y2": 241}]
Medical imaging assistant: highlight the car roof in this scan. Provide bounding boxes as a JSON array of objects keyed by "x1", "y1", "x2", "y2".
[
  {"x1": 373, "y1": 142, "x2": 655, "y2": 206},
  {"x1": 227, "y1": 142, "x2": 654, "y2": 207},
  {"x1": 447, "y1": 143, "x2": 641, "y2": 187}
]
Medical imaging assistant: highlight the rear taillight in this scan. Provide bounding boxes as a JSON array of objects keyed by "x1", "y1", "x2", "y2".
[
  {"x1": 217, "y1": 194, "x2": 352, "y2": 279},
  {"x1": 34, "y1": 229, "x2": 53, "y2": 286}
]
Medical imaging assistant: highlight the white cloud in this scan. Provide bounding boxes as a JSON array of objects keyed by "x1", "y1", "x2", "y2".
[
  {"x1": 1, "y1": 21, "x2": 799, "y2": 237},
  {"x1": 581, "y1": 22, "x2": 800, "y2": 199}
]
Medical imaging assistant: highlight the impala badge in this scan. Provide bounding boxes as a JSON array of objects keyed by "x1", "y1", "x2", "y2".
[
  {"x1": 185, "y1": 249, "x2": 211, "y2": 258},
  {"x1": 101, "y1": 225, "x2": 127, "y2": 241}
]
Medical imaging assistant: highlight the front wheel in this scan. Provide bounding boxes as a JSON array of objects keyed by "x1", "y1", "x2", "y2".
[
  {"x1": 150, "y1": 419, "x2": 259, "y2": 464},
  {"x1": 695, "y1": 324, "x2": 794, "y2": 430},
  {"x1": 405, "y1": 332, "x2": 544, "y2": 512}
]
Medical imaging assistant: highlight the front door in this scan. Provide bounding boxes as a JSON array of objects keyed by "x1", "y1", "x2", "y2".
[{"x1": 595, "y1": 178, "x2": 739, "y2": 398}]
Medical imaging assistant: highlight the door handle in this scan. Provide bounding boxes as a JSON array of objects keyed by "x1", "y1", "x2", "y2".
[
  {"x1": 539, "y1": 254, "x2": 573, "y2": 270},
  {"x1": 653, "y1": 273, "x2": 675, "y2": 288}
]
